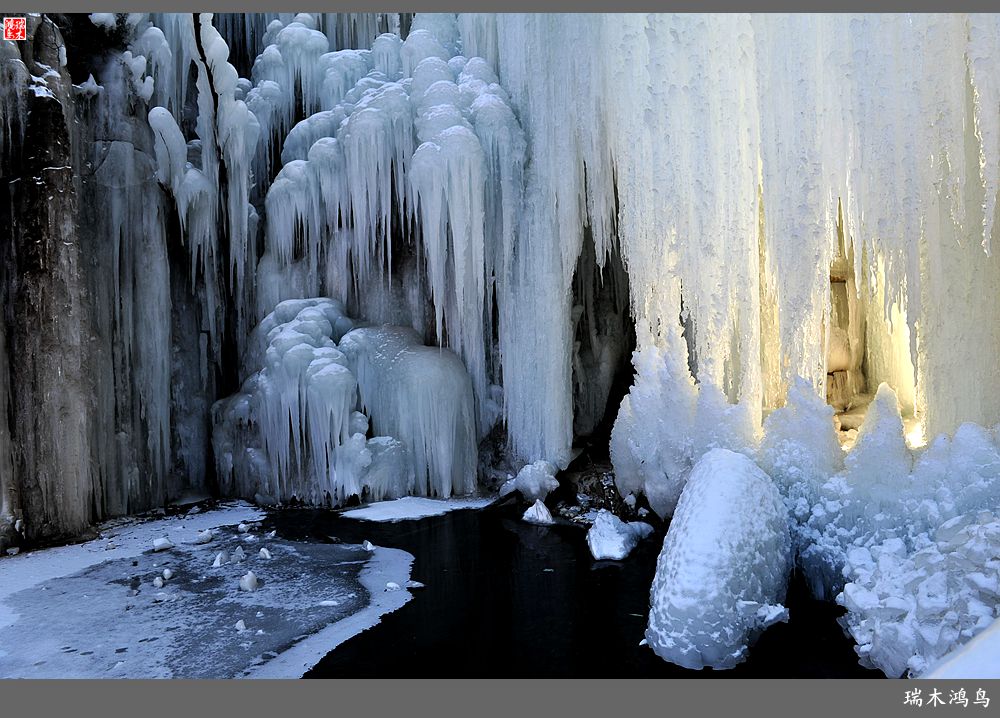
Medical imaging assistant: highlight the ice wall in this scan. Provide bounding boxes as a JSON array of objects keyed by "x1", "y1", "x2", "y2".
[{"x1": 5, "y1": 13, "x2": 1000, "y2": 542}]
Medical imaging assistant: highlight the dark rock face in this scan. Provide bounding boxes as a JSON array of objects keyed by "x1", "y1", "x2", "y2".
[
  {"x1": 0, "y1": 16, "x2": 212, "y2": 549},
  {"x1": 4, "y1": 17, "x2": 93, "y2": 544}
]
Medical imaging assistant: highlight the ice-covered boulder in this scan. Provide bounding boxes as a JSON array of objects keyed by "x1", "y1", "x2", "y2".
[
  {"x1": 646, "y1": 449, "x2": 791, "y2": 669},
  {"x1": 585, "y1": 510, "x2": 653, "y2": 560},
  {"x1": 499, "y1": 460, "x2": 559, "y2": 502}
]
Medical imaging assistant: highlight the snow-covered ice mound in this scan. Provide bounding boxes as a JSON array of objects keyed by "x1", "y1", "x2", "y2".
[
  {"x1": 585, "y1": 510, "x2": 653, "y2": 560},
  {"x1": 338, "y1": 325, "x2": 478, "y2": 498},
  {"x1": 840, "y1": 509, "x2": 1000, "y2": 677},
  {"x1": 645, "y1": 449, "x2": 792, "y2": 669},
  {"x1": 213, "y1": 299, "x2": 483, "y2": 508}
]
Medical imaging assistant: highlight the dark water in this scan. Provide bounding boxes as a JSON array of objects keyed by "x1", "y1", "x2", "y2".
[{"x1": 268, "y1": 503, "x2": 881, "y2": 678}]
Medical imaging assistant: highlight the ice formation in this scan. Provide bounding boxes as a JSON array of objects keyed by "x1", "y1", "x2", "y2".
[
  {"x1": 498, "y1": 460, "x2": 560, "y2": 502},
  {"x1": 212, "y1": 298, "x2": 477, "y2": 505},
  {"x1": 5, "y1": 16, "x2": 1000, "y2": 682},
  {"x1": 839, "y1": 511, "x2": 1000, "y2": 677},
  {"x1": 646, "y1": 449, "x2": 792, "y2": 670},
  {"x1": 521, "y1": 499, "x2": 554, "y2": 526},
  {"x1": 585, "y1": 510, "x2": 653, "y2": 561}
]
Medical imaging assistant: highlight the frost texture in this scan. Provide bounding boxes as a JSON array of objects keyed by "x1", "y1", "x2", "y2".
[{"x1": 646, "y1": 449, "x2": 791, "y2": 670}]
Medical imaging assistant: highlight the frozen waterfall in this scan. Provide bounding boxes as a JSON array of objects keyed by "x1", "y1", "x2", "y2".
[{"x1": 3, "y1": 12, "x2": 1000, "y2": 587}]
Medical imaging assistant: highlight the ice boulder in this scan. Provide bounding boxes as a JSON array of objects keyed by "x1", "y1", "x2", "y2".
[
  {"x1": 646, "y1": 449, "x2": 792, "y2": 669},
  {"x1": 586, "y1": 510, "x2": 653, "y2": 560},
  {"x1": 499, "y1": 460, "x2": 559, "y2": 502},
  {"x1": 522, "y1": 499, "x2": 554, "y2": 525}
]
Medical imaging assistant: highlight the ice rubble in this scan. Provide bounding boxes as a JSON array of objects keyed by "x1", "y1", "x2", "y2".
[
  {"x1": 646, "y1": 449, "x2": 791, "y2": 670},
  {"x1": 585, "y1": 510, "x2": 653, "y2": 561},
  {"x1": 212, "y1": 298, "x2": 477, "y2": 505},
  {"x1": 839, "y1": 512, "x2": 1000, "y2": 677}
]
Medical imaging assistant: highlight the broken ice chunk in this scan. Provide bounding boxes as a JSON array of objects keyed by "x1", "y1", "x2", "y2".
[
  {"x1": 585, "y1": 509, "x2": 653, "y2": 560},
  {"x1": 522, "y1": 499, "x2": 554, "y2": 525},
  {"x1": 258, "y1": 547, "x2": 272, "y2": 559},
  {"x1": 152, "y1": 537, "x2": 173, "y2": 552},
  {"x1": 194, "y1": 530, "x2": 213, "y2": 544},
  {"x1": 239, "y1": 571, "x2": 258, "y2": 592},
  {"x1": 211, "y1": 551, "x2": 230, "y2": 568}
]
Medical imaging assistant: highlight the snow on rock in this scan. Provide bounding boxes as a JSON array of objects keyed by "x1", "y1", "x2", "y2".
[
  {"x1": 194, "y1": 530, "x2": 214, "y2": 544},
  {"x1": 499, "y1": 460, "x2": 559, "y2": 502},
  {"x1": 585, "y1": 510, "x2": 653, "y2": 560},
  {"x1": 89, "y1": 14, "x2": 118, "y2": 30},
  {"x1": 522, "y1": 499, "x2": 554, "y2": 526},
  {"x1": 646, "y1": 449, "x2": 791, "y2": 670},
  {"x1": 840, "y1": 510, "x2": 1000, "y2": 677}
]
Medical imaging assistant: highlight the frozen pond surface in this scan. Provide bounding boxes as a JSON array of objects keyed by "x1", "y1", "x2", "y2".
[{"x1": 0, "y1": 503, "x2": 412, "y2": 678}]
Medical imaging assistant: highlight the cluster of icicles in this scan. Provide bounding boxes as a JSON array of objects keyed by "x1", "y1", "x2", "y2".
[{"x1": 14, "y1": 12, "x2": 1000, "y2": 513}]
